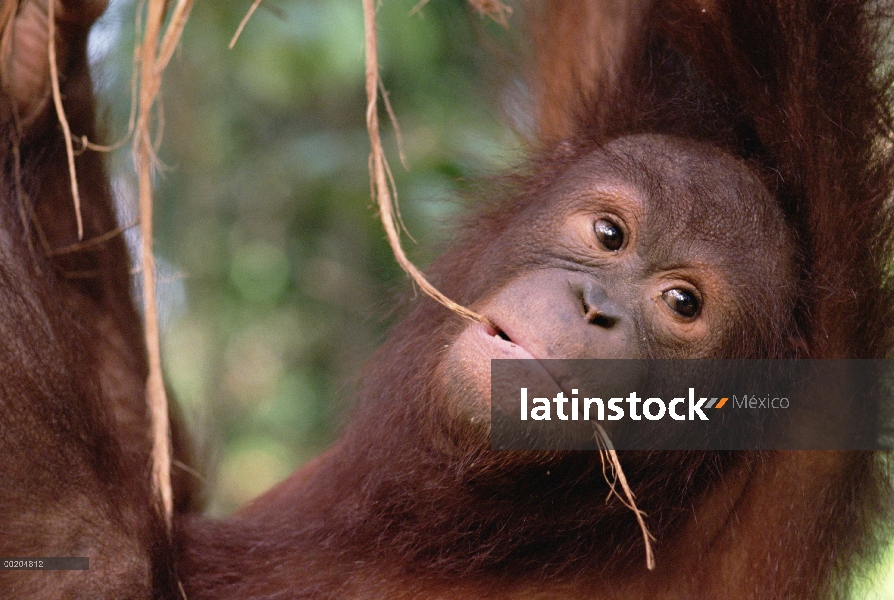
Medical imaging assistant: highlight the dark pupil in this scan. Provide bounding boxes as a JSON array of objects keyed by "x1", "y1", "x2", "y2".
[
  {"x1": 595, "y1": 220, "x2": 623, "y2": 250},
  {"x1": 665, "y1": 289, "x2": 699, "y2": 317}
]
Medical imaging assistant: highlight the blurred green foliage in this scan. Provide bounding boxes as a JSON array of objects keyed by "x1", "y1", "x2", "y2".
[{"x1": 91, "y1": 0, "x2": 518, "y2": 516}]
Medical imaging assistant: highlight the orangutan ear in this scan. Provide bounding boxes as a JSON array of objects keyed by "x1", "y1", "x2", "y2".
[{"x1": 0, "y1": 0, "x2": 107, "y2": 131}]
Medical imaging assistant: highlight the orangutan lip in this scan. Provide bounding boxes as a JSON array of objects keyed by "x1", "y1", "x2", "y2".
[
  {"x1": 479, "y1": 319, "x2": 568, "y2": 395},
  {"x1": 485, "y1": 322, "x2": 512, "y2": 342},
  {"x1": 482, "y1": 319, "x2": 538, "y2": 360}
]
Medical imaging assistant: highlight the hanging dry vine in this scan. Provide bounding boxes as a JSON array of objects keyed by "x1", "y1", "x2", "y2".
[
  {"x1": 134, "y1": 0, "x2": 194, "y2": 534},
  {"x1": 362, "y1": 0, "x2": 496, "y2": 327},
  {"x1": 47, "y1": 0, "x2": 83, "y2": 239},
  {"x1": 593, "y1": 423, "x2": 656, "y2": 570}
]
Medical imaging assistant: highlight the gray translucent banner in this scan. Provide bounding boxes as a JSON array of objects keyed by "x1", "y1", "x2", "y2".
[
  {"x1": 0, "y1": 557, "x2": 89, "y2": 570},
  {"x1": 490, "y1": 360, "x2": 894, "y2": 450}
]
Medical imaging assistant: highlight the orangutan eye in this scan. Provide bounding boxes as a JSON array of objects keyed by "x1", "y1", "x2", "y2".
[
  {"x1": 661, "y1": 288, "x2": 701, "y2": 318},
  {"x1": 594, "y1": 219, "x2": 624, "y2": 251}
]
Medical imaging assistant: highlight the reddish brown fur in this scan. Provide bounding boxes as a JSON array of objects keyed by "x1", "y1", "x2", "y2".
[{"x1": 1, "y1": 1, "x2": 893, "y2": 599}]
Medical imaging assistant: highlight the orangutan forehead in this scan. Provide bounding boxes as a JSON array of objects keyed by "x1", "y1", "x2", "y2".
[{"x1": 563, "y1": 135, "x2": 781, "y2": 238}]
